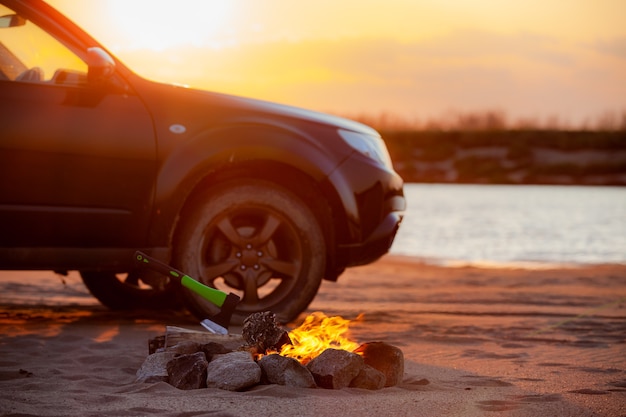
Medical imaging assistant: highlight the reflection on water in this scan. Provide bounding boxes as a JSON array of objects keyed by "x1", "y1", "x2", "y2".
[{"x1": 391, "y1": 184, "x2": 626, "y2": 266}]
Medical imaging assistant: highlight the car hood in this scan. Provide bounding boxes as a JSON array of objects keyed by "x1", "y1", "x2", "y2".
[
  {"x1": 203, "y1": 89, "x2": 379, "y2": 136},
  {"x1": 135, "y1": 77, "x2": 379, "y2": 138}
]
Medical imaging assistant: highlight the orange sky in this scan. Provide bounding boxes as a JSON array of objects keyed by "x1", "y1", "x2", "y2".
[{"x1": 48, "y1": 0, "x2": 626, "y2": 128}]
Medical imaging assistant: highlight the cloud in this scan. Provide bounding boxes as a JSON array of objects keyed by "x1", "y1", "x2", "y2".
[
  {"x1": 116, "y1": 31, "x2": 626, "y2": 124},
  {"x1": 593, "y1": 37, "x2": 626, "y2": 59}
]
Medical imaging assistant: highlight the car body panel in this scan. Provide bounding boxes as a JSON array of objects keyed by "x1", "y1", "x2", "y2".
[
  {"x1": 0, "y1": 0, "x2": 405, "y2": 279},
  {"x1": 0, "y1": 74, "x2": 157, "y2": 248}
]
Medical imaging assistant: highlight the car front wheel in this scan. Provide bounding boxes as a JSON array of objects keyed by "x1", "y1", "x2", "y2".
[{"x1": 174, "y1": 179, "x2": 326, "y2": 325}]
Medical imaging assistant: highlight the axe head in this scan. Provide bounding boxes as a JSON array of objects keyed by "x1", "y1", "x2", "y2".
[{"x1": 199, "y1": 292, "x2": 240, "y2": 334}]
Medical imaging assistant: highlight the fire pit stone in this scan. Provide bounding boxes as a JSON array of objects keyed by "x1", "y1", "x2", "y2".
[
  {"x1": 167, "y1": 351, "x2": 208, "y2": 390},
  {"x1": 136, "y1": 351, "x2": 178, "y2": 383},
  {"x1": 349, "y1": 364, "x2": 386, "y2": 390},
  {"x1": 355, "y1": 342, "x2": 404, "y2": 387},
  {"x1": 258, "y1": 354, "x2": 316, "y2": 388},
  {"x1": 306, "y1": 348, "x2": 364, "y2": 389},
  {"x1": 206, "y1": 351, "x2": 261, "y2": 391},
  {"x1": 200, "y1": 342, "x2": 232, "y2": 361}
]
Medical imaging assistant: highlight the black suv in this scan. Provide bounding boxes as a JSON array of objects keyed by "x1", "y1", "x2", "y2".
[{"x1": 0, "y1": 0, "x2": 405, "y2": 323}]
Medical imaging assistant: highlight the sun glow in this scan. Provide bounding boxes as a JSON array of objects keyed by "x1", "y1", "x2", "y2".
[
  {"x1": 46, "y1": 0, "x2": 626, "y2": 128},
  {"x1": 106, "y1": 0, "x2": 236, "y2": 51}
]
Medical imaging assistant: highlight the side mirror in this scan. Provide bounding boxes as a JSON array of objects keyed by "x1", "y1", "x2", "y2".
[
  {"x1": 0, "y1": 14, "x2": 26, "y2": 28},
  {"x1": 86, "y1": 47, "x2": 115, "y2": 84}
]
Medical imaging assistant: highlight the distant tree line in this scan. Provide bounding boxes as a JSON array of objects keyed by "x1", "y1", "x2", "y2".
[
  {"x1": 344, "y1": 109, "x2": 626, "y2": 132},
  {"x1": 379, "y1": 130, "x2": 626, "y2": 185}
]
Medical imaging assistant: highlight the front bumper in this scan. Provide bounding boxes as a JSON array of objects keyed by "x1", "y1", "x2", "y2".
[
  {"x1": 338, "y1": 210, "x2": 403, "y2": 267},
  {"x1": 326, "y1": 152, "x2": 406, "y2": 270}
]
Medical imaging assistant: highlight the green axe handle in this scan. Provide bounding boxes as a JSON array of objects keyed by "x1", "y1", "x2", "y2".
[{"x1": 134, "y1": 251, "x2": 227, "y2": 307}]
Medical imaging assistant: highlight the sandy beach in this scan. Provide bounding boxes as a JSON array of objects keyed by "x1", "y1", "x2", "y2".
[{"x1": 1, "y1": 255, "x2": 625, "y2": 416}]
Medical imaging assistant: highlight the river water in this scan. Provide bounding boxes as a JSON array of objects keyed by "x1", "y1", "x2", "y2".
[{"x1": 389, "y1": 183, "x2": 626, "y2": 266}]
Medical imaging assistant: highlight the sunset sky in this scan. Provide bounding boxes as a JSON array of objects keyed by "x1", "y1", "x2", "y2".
[{"x1": 48, "y1": 0, "x2": 626, "y2": 128}]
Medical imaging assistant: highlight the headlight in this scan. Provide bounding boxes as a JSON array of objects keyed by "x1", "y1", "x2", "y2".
[{"x1": 338, "y1": 129, "x2": 393, "y2": 169}]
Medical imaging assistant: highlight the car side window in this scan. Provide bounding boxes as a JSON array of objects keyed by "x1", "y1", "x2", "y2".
[{"x1": 0, "y1": 4, "x2": 87, "y2": 85}]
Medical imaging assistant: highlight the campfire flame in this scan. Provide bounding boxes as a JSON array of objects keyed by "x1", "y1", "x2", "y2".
[{"x1": 279, "y1": 312, "x2": 361, "y2": 364}]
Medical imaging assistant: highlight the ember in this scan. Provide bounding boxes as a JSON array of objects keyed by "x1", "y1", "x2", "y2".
[{"x1": 280, "y1": 312, "x2": 360, "y2": 364}]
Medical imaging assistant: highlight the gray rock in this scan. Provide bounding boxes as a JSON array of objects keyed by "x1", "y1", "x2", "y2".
[
  {"x1": 306, "y1": 348, "x2": 364, "y2": 389},
  {"x1": 200, "y1": 342, "x2": 232, "y2": 361},
  {"x1": 258, "y1": 354, "x2": 316, "y2": 388},
  {"x1": 135, "y1": 351, "x2": 178, "y2": 383},
  {"x1": 206, "y1": 351, "x2": 261, "y2": 391},
  {"x1": 354, "y1": 342, "x2": 404, "y2": 387},
  {"x1": 167, "y1": 352, "x2": 208, "y2": 390},
  {"x1": 349, "y1": 364, "x2": 386, "y2": 390}
]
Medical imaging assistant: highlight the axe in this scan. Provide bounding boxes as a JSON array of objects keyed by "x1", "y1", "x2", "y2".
[{"x1": 133, "y1": 251, "x2": 240, "y2": 334}]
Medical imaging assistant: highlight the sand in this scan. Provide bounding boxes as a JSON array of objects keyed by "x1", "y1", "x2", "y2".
[{"x1": 1, "y1": 256, "x2": 625, "y2": 416}]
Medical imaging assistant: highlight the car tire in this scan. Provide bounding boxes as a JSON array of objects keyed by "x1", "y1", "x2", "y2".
[
  {"x1": 80, "y1": 270, "x2": 180, "y2": 310},
  {"x1": 174, "y1": 179, "x2": 326, "y2": 325}
]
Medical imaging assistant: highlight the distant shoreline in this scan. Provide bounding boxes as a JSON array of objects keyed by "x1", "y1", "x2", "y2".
[
  {"x1": 381, "y1": 253, "x2": 626, "y2": 271},
  {"x1": 382, "y1": 130, "x2": 626, "y2": 185}
]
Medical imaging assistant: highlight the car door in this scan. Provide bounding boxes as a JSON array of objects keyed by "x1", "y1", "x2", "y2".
[{"x1": 0, "y1": 5, "x2": 156, "y2": 248}]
